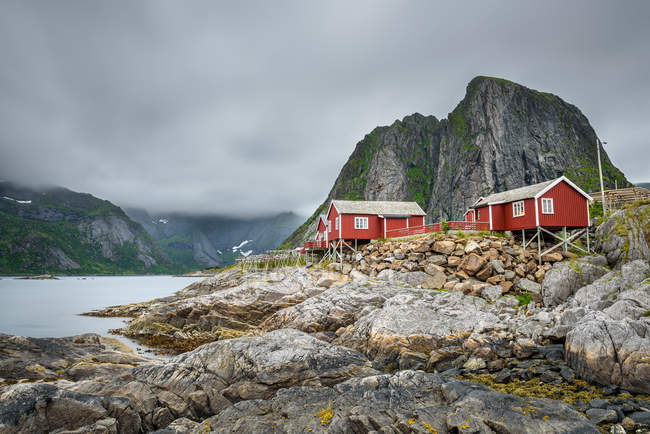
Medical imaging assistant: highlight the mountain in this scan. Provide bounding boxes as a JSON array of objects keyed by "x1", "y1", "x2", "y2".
[
  {"x1": 635, "y1": 182, "x2": 650, "y2": 190},
  {"x1": 0, "y1": 181, "x2": 181, "y2": 275},
  {"x1": 283, "y1": 76, "x2": 630, "y2": 247},
  {"x1": 124, "y1": 208, "x2": 305, "y2": 268}
]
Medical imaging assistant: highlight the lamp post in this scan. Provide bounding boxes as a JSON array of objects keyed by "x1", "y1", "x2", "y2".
[{"x1": 597, "y1": 139, "x2": 607, "y2": 216}]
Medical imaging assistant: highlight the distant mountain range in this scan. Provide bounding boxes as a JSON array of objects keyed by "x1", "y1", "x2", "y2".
[
  {"x1": 282, "y1": 76, "x2": 630, "y2": 247},
  {"x1": 635, "y1": 182, "x2": 650, "y2": 190},
  {"x1": 124, "y1": 208, "x2": 305, "y2": 268},
  {"x1": 0, "y1": 180, "x2": 303, "y2": 275}
]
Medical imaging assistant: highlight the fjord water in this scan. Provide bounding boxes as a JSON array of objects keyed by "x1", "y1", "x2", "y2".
[{"x1": 0, "y1": 275, "x2": 201, "y2": 349}]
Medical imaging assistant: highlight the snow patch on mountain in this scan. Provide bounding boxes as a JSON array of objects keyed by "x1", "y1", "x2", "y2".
[
  {"x1": 232, "y1": 239, "x2": 253, "y2": 252},
  {"x1": 2, "y1": 196, "x2": 32, "y2": 204}
]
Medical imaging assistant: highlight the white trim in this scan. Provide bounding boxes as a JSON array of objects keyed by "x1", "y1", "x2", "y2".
[
  {"x1": 586, "y1": 199, "x2": 590, "y2": 226},
  {"x1": 541, "y1": 198, "x2": 554, "y2": 214},
  {"x1": 383, "y1": 217, "x2": 386, "y2": 238},
  {"x1": 339, "y1": 215, "x2": 342, "y2": 239},
  {"x1": 487, "y1": 200, "x2": 506, "y2": 205},
  {"x1": 534, "y1": 176, "x2": 592, "y2": 201},
  {"x1": 535, "y1": 197, "x2": 539, "y2": 226},
  {"x1": 406, "y1": 218, "x2": 409, "y2": 229},
  {"x1": 488, "y1": 204, "x2": 493, "y2": 230}
]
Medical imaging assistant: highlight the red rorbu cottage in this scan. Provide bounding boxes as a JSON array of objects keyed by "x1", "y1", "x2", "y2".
[
  {"x1": 305, "y1": 200, "x2": 426, "y2": 253},
  {"x1": 465, "y1": 175, "x2": 593, "y2": 259}
]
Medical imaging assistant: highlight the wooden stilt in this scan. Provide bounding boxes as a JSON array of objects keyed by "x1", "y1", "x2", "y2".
[
  {"x1": 563, "y1": 226, "x2": 567, "y2": 252},
  {"x1": 537, "y1": 227, "x2": 542, "y2": 265},
  {"x1": 586, "y1": 227, "x2": 590, "y2": 253},
  {"x1": 522, "y1": 229, "x2": 525, "y2": 252}
]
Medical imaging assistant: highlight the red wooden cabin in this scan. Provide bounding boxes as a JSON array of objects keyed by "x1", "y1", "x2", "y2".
[
  {"x1": 325, "y1": 200, "x2": 426, "y2": 244},
  {"x1": 465, "y1": 176, "x2": 591, "y2": 231}
]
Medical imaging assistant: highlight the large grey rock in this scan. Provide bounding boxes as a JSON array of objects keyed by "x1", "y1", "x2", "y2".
[
  {"x1": 0, "y1": 383, "x2": 140, "y2": 434},
  {"x1": 541, "y1": 256, "x2": 609, "y2": 307},
  {"x1": 565, "y1": 312, "x2": 650, "y2": 394},
  {"x1": 518, "y1": 278, "x2": 542, "y2": 302},
  {"x1": 335, "y1": 291, "x2": 501, "y2": 369},
  {"x1": 200, "y1": 370, "x2": 597, "y2": 433},
  {"x1": 594, "y1": 204, "x2": 650, "y2": 267},
  {"x1": 0, "y1": 333, "x2": 148, "y2": 383},
  {"x1": 260, "y1": 281, "x2": 405, "y2": 333},
  {"x1": 117, "y1": 268, "x2": 323, "y2": 348}
]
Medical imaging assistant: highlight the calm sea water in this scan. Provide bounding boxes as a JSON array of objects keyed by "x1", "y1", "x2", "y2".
[{"x1": 0, "y1": 275, "x2": 201, "y2": 351}]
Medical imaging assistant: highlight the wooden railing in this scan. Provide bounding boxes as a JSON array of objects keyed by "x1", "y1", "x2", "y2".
[
  {"x1": 386, "y1": 221, "x2": 489, "y2": 238},
  {"x1": 304, "y1": 240, "x2": 328, "y2": 249}
]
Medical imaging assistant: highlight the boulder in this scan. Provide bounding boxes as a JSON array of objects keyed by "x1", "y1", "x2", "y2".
[
  {"x1": 432, "y1": 240, "x2": 456, "y2": 255},
  {"x1": 541, "y1": 251, "x2": 564, "y2": 262},
  {"x1": 517, "y1": 278, "x2": 542, "y2": 303},
  {"x1": 464, "y1": 241, "x2": 481, "y2": 254},
  {"x1": 459, "y1": 253, "x2": 486, "y2": 275},
  {"x1": 541, "y1": 257, "x2": 609, "y2": 307},
  {"x1": 421, "y1": 270, "x2": 447, "y2": 290},
  {"x1": 429, "y1": 254, "x2": 447, "y2": 266},
  {"x1": 565, "y1": 312, "x2": 650, "y2": 393},
  {"x1": 491, "y1": 259, "x2": 505, "y2": 274}
]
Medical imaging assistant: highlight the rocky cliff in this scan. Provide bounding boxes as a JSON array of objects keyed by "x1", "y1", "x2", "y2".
[
  {"x1": 284, "y1": 76, "x2": 630, "y2": 247},
  {"x1": 0, "y1": 181, "x2": 176, "y2": 274}
]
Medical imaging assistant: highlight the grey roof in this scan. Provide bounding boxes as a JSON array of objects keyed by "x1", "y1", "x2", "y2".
[
  {"x1": 332, "y1": 200, "x2": 426, "y2": 216},
  {"x1": 472, "y1": 178, "x2": 558, "y2": 207}
]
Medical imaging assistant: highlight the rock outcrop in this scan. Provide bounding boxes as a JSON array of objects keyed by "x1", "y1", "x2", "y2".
[
  {"x1": 595, "y1": 203, "x2": 650, "y2": 267},
  {"x1": 565, "y1": 312, "x2": 650, "y2": 394},
  {"x1": 201, "y1": 370, "x2": 598, "y2": 434}
]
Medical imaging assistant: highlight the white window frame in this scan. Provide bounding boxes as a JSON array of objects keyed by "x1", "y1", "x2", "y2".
[
  {"x1": 512, "y1": 200, "x2": 525, "y2": 217},
  {"x1": 354, "y1": 216, "x2": 368, "y2": 230},
  {"x1": 477, "y1": 209, "x2": 481, "y2": 220},
  {"x1": 335, "y1": 216, "x2": 339, "y2": 230},
  {"x1": 541, "y1": 198, "x2": 554, "y2": 214},
  {"x1": 327, "y1": 221, "x2": 331, "y2": 232}
]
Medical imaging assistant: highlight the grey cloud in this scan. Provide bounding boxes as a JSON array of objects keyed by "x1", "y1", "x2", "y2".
[{"x1": 1, "y1": 0, "x2": 648, "y2": 217}]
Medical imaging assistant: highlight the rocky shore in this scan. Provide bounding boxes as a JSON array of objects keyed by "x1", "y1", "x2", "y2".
[{"x1": 1, "y1": 203, "x2": 648, "y2": 433}]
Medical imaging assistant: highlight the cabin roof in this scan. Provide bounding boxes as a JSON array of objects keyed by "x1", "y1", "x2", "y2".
[
  {"x1": 332, "y1": 200, "x2": 426, "y2": 216},
  {"x1": 472, "y1": 176, "x2": 591, "y2": 207}
]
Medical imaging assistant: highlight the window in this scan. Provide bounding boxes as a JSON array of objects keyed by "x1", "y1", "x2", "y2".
[
  {"x1": 335, "y1": 216, "x2": 339, "y2": 230},
  {"x1": 354, "y1": 217, "x2": 368, "y2": 229},
  {"x1": 327, "y1": 221, "x2": 331, "y2": 232},
  {"x1": 541, "y1": 198, "x2": 554, "y2": 214},
  {"x1": 477, "y1": 209, "x2": 481, "y2": 220},
  {"x1": 513, "y1": 201, "x2": 525, "y2": 217}
]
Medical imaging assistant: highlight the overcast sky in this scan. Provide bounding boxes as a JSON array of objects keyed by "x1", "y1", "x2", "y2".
[{"x1": 1, "y1": 1, "x2": 648, "y2": 216}]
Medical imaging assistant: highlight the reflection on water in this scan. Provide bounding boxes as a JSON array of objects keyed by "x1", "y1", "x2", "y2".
[{"x1": 0, "y1": 275, "x2": 201, "y2": 353}]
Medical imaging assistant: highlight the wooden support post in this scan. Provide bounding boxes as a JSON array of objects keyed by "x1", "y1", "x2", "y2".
[
  {"x1": 586, "y1": 227, "x2": 590, "y2": 253},
  {"x1": 522, "y1": 229, "x2": 525, "y2": 252},
  {"x1": 537, "y1": 227, "x2": 542, "y2": 265},
  {"x1": 340, "y1": 240, "x2": 343, "y2": 269},
  {"x1": 563, "y1": 226, "x2": 567, "y2": 252}
]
